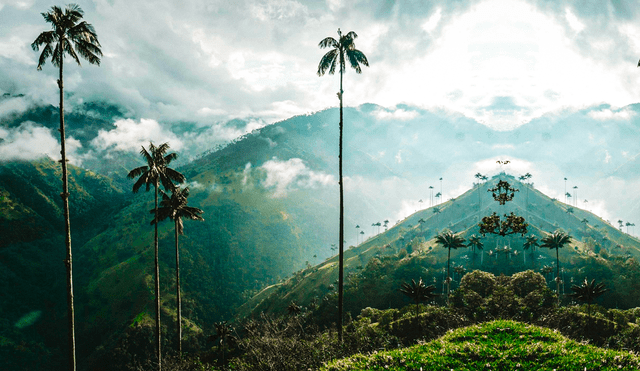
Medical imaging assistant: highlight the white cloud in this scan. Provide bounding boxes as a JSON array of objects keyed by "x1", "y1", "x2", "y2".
[
  {"x1": 0, "y1": 121, "x2": 82, "y2": 164},
  {"x1": 588, "y1": 107, "x2": 635, "y2": 121},
  {"x1": 91, "y1": 118, "x2": 183, "y2": 153},
  {"x1": 422, "y1": 8, "x2": 442, "y2": 33},
  {"x1": 261, "y1": 157, "x2": 334, "y2": 197},
  {"x1": 373, "y1": 107, "x2": 419, "y2": 121}
]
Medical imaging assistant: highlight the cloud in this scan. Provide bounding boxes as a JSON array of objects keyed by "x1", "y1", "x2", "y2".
[
  {"x1": 0, "y1": 121, "x2": 83, "y2": 164},
  {"x1": 260, "y1": 157, "x2": 334, "y2": 197},
  {"x1": 91, "y1": 118, "x2": 183, "y2": 153},
  {"x1": 372, "y1": 107, "x2": 419, "y2": 121},
  {"x1": 588, "y1": 107, "x2": 635, "y2": 121}
]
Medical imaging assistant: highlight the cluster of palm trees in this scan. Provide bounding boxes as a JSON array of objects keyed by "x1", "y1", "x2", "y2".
[{"x1": 128, "y1": 142, "x2": 205, "y2": 365}]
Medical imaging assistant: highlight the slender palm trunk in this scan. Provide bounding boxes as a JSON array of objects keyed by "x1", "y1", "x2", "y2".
[
  {"x1": 175, "y1": 219, "x2": 182, "y2": 357},
  {"x1": 337, "y1": 62, "x2": 345, "y2": 343},
  {"x1": 447, "y1": 247, "x2": 451, "y2": 303},
  {"x1": 556, "y1": 248, "x2": 560, "y2": 306},
  {"x1": 59, "y1": 51, "x2": 76, "y2": 371},
  {"x1": 155, "y1": 181, "x2": 162, "y2": 370}
]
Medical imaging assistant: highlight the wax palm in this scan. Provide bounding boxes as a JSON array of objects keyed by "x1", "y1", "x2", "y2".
[
  {"x1": 523, "y1": 235, "x2": 540, "y2": 269},
  {"x1": 541, "y1": 230, "x2": 572, "y2": 305},
  {"x1": 567, "y1": 278, "x2": 607, "y2": 328},
  {"x1": 151, "y1": 186, "x2": 203, "y2": 356},
  {"x1": 435, "y1": 231, "x2": 466, "y2": 302},
  {"x1": 399, "y1": 278, "x2": 438, "y2": 324},
  {"x1": 212, "y1": 322, "x2": 235, "y2": 367},
  {"x1": 31, "y1": 5, "x2": 102, "y2": 370},
  {"x1": 466, "y1": 234, "x2": 484, "y2": 267},
  {"x1": 318, "y1": 28, "x2": 368, "y2": 342},
  {"x1": 128, "y1": 142, "x2": 185, "y2": 369}
]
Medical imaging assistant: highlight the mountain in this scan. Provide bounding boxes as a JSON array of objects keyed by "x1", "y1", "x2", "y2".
[
  {"x1": 237, "y1": 173, "x2": 640, "y2": 323},
  {"x1": 2, "y1": 101, "x2": 640, "y2": 369}
]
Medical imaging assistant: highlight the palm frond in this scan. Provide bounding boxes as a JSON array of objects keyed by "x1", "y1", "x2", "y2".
[
  {"x1": 132, "y1": 172, "x2": 151, "y2": 193},
  {"x1": 127, "y1": 165, "x2": 148, "y2": 179},
  {"x1": 63, "y1": 38, "x2": 81, "y2": 66},
  {"x1": 164, "y1": 167, "x2": 185, "y2": 185},
  {"x1": 35, "y1": 42, "x2": 54, "y2": 70},
  {"x1": 347, "y1": 49, "x2": 369, "y2": 73},
  {"x1": 317, "y1": 49, "x2": 338, "y2": 76},
  {"x1": 318, "y1": 36, "x2": 337, "y2": 49},
  {"x1": 31, "y1": 31, "x2": 56, "y2": 51}
]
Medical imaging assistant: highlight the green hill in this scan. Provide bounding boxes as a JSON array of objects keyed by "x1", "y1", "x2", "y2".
[
  {"x1": 322, "y1": 320, "x2": 640, "y2": 370},
  {"x1": 238, "y1": 173, "x2": 640, "y2": 320}
]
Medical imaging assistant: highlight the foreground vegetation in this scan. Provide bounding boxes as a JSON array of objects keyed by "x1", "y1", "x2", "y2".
[
  {"x1": 95, "y1": 270, "x2": 640, "y2": 370},
  {"x1": 323, "y1": 320, "x2": 640, "y2": 371}
]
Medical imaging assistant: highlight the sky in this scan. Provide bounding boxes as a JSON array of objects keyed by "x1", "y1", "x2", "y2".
[{"x1": 1, "y1": 0, "x2": 640, "y2": 233}]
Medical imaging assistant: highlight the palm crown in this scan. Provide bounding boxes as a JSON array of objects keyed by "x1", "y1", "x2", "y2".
[
  {"x1": 317, "y1": 28, "x2": 369, "y2": 77},
  {"x1": 31, "y1": 4, "x2": 102, "y2": 70},
  {"x1": 128, "y1": 142, "x2": 185, "y2": 192},
  {"x1": 151, "y1": 187, "x2": 204, "y2": 233}
]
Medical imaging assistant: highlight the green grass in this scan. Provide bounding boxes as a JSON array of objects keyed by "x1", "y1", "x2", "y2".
[{"x1": 322, "y1": 320, "x2": 640, "y2": 371}]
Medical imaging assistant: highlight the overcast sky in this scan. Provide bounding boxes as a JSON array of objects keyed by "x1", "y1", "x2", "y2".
[
  {"x1": 2, "y1": 0, "x2": 640, "y2": 127},
  {"x1": 2, "y1": 0, "x2": 640, "y2": 232}
]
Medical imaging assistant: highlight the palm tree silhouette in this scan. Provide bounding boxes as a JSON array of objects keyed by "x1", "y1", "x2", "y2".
[
  {"x1": 541, "y1": 230, "x2": 572, "y2": 305},
  {"x1": 318, "y1": 28, "x2": 368, "y2": 342},
  {"x1": 211, "y1": 321, "x2": 234, "y2": 367},
  {"x1": 418, "y1": 218, "x2": 426, "y2": 235},
  {"x1": 618, "y1": 220, "x2": 624, "y2": 231},
  {"x1": 128, "y1": 142, "x2": 185, "y2": 368},
  {"x1": 523, "y1": 235, "x2": 540, "y2": 269},
  {"x1": 466, "y1": 234, "x2": 484, "y2": 267},
  {"x1": 399, "y1": 278, "x2": 438, "y2": 324},
  {"x1": 435, "y1": 231, "x2": 466, "y2": 302},
  {"x1": 31, "y1": 5, "x2": 102, "y2": 370},
  {"x1": 573, "y1": 186, "x2": 578, "y2": 207},
  {"x1": 150, "y1": 186, "x2": 204, "y2": 356},
  {"x1": 435, "y1": 192, "x2": 442, "y2": 205},
  {"x1": 567, "y1": 278, "x2": 607, "y2": 330}
]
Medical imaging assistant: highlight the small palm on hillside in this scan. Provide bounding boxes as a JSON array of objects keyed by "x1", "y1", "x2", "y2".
[
  {"x1": 541, "y1": 230, "x2": 572, "y2": 305},
  {"x1": 211, "y1": 321, "x2": 235, "y2": 367},
  {"x1": 567, "y1": 278, "x2": 607, "y2": 329},
  {"x1": 466, "y1": 235, "x2": 484, "y2": 267},
  {"x1": 523, "y1": 235, "x2": 540, "y2": 269},
  {"x1": 399, "y1": 278, "x2": 438, "y2": 324},
  {"x1": 435, "y1": 231, "x2": 467, "y2": 302},
  {"x1": 151, "y1": 186, "x2": 204, "y2": 356}
]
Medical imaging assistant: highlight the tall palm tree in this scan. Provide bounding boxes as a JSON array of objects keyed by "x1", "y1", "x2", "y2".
[
  {"x1": 399, "y1": 278, "x2": 438, "y2": 324},
  {"x1": 128, "y1": 142, "x2": 185, "y2": 369},
  {"x1": 466, "y1": 234, "x2": 484, "y2": 267},
  {"x1": 318, "y1": 29, "x2": 368, "y2": 341},
  {"x1": 31, "y1": 5, "x2": 102, "y2": 370},
  {"x1": 418, "y1": 218, "x2": 426, "y2": 235},
  {"x1": 567, "y1": 278, "x2": 607, "y2": 329},
  {"x1": 522, "y1": 235, "x2": 540, "y2": 269},
  {"x1": 435, "y1": 231, "x2": 466, "y2": 302},
  {"x1": 573, "y1": 186, "x2": 578, "y2": 207},
  {"x1": 541, "y1": 230, "x2": 572, "y2": 305},
  {"x1": 151, "y1": 186, "x2": 204, "y2": 356}
]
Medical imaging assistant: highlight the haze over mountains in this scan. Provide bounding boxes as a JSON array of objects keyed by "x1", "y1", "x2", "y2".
[{"x1": 2, "y1": 96, "x2": 640, "y2": 369}]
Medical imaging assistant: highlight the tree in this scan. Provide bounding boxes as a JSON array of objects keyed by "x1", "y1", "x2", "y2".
[
  {"x1": 573, "y1": 186, "x2": 578, "y2": 207},
  {"x1": 399, "y1": 278, "x2": 438, "y2": 324},
  {"x1": 618, "y1": 220, "x2": 624, "y2": 231},
  {"x1": 435, "y1": 191, "x2": 442, "y2": 205},
  {"x1": 318, "y1": 28, "x2": 368, "y2": 342},
  {"x1": 211, "y1": 322, "x2": 235, "y2": 367},
  {"x1": 31, "y1": 5, "x2": 102, "y2": 370},
  {"x1": 540, "y1": 230, "x2": 572, "y2": 305},
  {"x1": 128, "y1": 142, "x2": 185, "y2": 369},
  {"x1": 435, "y1": 231, "x2": 467, "y2": 302},
  {"x1": 429, "y1": 185, "x2": 434, "y2": 206},
  {"x1": 418, "y1": 218, "x2": 426, "y2": 234},
  {"x1": 287, "y1": 301, "x2": 302, "y2": 316},
  {"x1": 150, "y1": 186, "x2": 204, "y2": 356},
  {"x1": 567, "y1": 278, "x2": 607, "y2": 329},
  {"x1": 522, "y1": 235, "x2": 540, "y2": 269},
  {"x1": 466, "y1": 234, "x2": 484, "y2": 267}
]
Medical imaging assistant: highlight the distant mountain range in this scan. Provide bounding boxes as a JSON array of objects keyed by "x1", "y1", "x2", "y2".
[{"x1": 2, "y1": 99, "x2": 640, "y2": 369}]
